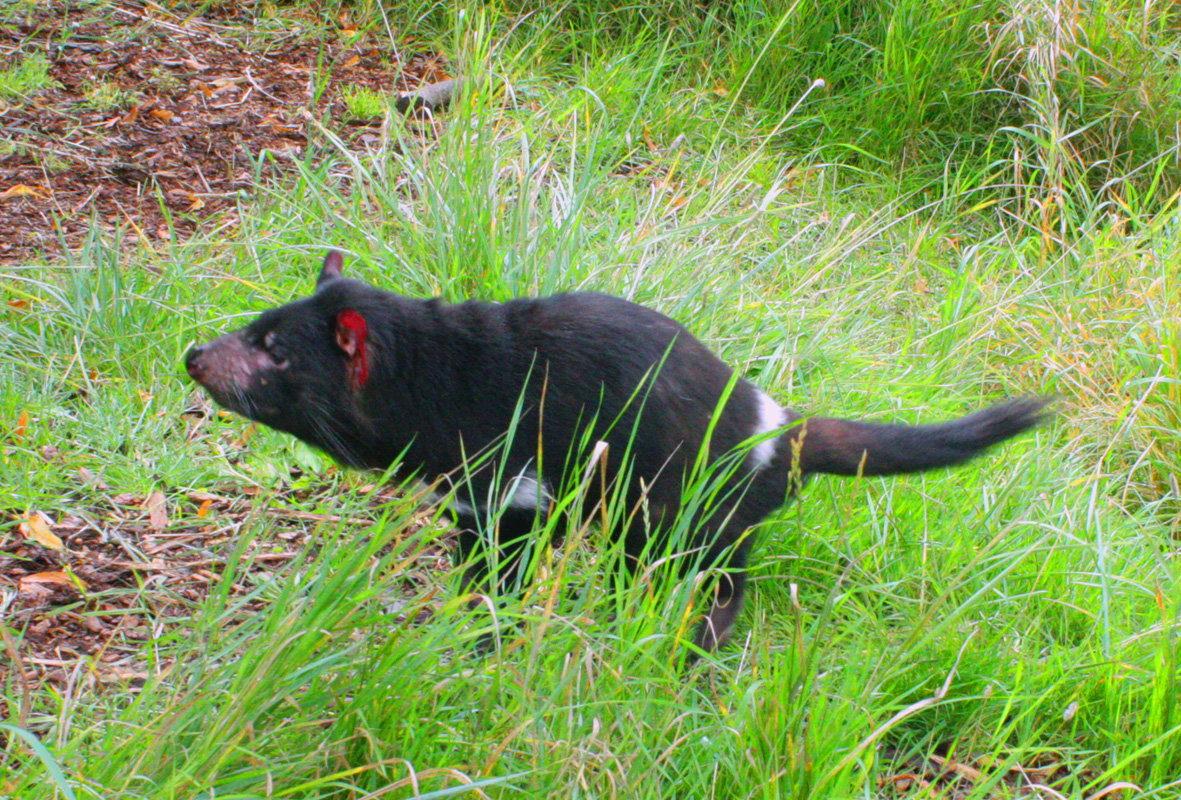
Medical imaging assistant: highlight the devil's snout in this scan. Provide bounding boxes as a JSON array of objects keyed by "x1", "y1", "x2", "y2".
[
  {"x1": 185, "y1": 344, "x2": 207, "y2": 381},
  {"x1": 184, "y1": 335, "x2": 263, "y2": 404}
]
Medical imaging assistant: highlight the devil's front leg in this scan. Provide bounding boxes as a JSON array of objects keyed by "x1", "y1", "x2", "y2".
[
  {"x1": 451, "y1": 507, "x2": 545, "y2": 597},
  {"x1": 450, "y1": 504, "x2": 549, "y2": 653}
]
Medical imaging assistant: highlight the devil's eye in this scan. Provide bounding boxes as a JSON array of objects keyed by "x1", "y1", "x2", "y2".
[{"x1": 262, "y1": 331, "x2": 289, "y2": 366}]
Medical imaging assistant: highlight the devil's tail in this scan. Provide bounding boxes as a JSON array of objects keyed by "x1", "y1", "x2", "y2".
[{"x1": 791, "y1": 397, "x2": 1050, "y2": 477}]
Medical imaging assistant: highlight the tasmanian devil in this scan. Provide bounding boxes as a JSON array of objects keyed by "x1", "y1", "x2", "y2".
[{"x1": 186, "y1": 251, "x2": 1048, "y2": 653}]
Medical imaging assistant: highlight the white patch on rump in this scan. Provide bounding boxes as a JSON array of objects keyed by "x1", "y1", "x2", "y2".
[
  {"x1": 424, "y1": 486, "x2": 475, "y2": 517},
  {"x1": 505, "y1": 470, "x2": 553, "y2": 511},
  {"x1": 750, "y1": 390, "x2": 786, "y2": 468}
]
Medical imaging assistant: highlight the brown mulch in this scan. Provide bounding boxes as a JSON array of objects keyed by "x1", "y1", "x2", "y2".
[
  {"x1": 877, "y1": 747, "x2": 1113, "y2": 799},
  {"x1": 0, "y1": 1, "x2": 449, "y2": 263},
  {"x1": 1, "y1": 476, "x2": 446, "y2": 714}
]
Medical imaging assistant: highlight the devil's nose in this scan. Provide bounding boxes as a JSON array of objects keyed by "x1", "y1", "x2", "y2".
[{"x1": 185, "y1": 345, "x2": 206, "y2": 380}]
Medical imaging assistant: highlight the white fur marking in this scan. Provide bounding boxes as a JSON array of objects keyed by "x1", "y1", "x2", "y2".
[
  {"x1": 425, "y1": 487, "x2": 475, "y2": 517},
  {"x1": 750, "y1": 391, "x2": 786, "y2": 468},
  {"x1": 506, "y1": 470, "x2": 552, "y2": 511}
]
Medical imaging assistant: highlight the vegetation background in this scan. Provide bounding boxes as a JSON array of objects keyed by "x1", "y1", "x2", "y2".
[{"x1": 1, "y1": 0, "x2": 1178, "y2": 798}]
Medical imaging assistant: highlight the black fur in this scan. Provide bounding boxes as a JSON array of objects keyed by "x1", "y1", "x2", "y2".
[{"x1": 186, "y1": 252, "x2": 1049, "y2": 653}]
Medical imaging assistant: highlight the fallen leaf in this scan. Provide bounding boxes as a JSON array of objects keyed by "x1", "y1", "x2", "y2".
[
  {"x1": 197, "y1": 498, "x2": 213, "y2": 518},
  {"x1": 94, "y1": 665, "x2": 151, "y2": 684},
  {"x1": 150, "y1": 108, "x2": 175, "y2": 122},
  {"x1": 20, "y1": 571, "x2": 87, "y2": 592},
  {"x1": 79, "y1": 467, "x2": 109, "y2": 490},
  {"x1": 0, "y1": 184, "x2": 47, "y2": 201},
  {"x1": 642, "y1": 125, "x2": 656, "y2": 153},
  {"x1": 234, "y1": 423, "x2": 258, "y2": 447},
  {"x1": 261, "y1": 114, "x2": 301, "y2": 135},
  {"x1": 12, "y1": 409, "x2": 28, "y2": 441},
  {"x1": 927, "y1": 755, "x2": 982, "y2": 782},
  {"x1": 342, "y1": 54, "x2": 360, "y2": 68},
  {"x1": 187, "y1": 194, "x2": 205, "y2": 212},
  {"x1": 137, "y1": 390, "x2": 154, "y2": 404},
  {"x1": 20, "y1": 513, "x2": 62, "y2": 550},
  {"x1": 8, "y1": 298, "x2": 28, "y2": 309},
  {"x1": 146, "y1": 491, "x2": 169, "y2": 530},
  {"x1": 16, "y1": 581, "x2": 52, "y2": 599},
  {"x1": 121, "y1": 105, "x2": 140, "y2": 126}
]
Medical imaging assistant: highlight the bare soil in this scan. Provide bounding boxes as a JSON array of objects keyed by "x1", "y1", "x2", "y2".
[{"x1": 0, "y1": 1, "x2": 447, "y2": 262}]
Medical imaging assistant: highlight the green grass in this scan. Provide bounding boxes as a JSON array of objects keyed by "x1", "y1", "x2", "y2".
[
  {"x1": 2, "y1": 1, "x2": 1179, "y2": 798},
  {"x1": 0, "y1": 52, "x2": 57, "y2": 100},
  {"x1": 78, "y1": 79, "x2": 137, "y2": 112},
  {"x1": 341, "y1": 85, "x2": 388, "y2": 120}
]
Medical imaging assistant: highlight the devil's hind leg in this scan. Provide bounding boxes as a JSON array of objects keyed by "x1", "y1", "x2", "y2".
[{"x1": 692, "y1": 539, "x2": 751, "y2": 653}]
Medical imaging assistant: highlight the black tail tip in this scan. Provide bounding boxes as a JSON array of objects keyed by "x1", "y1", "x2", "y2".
[
  {"x1": 1009, "y1": 395, "x2": 1055, "y2": 422},
  {"x1": 979, "y1": 395, "x2": 1055, "y2": 441}
]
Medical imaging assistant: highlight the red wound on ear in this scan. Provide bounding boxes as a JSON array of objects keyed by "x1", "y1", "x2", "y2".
[{"x1": 335, "y1": 309, "x2": 370, "y2": 390}]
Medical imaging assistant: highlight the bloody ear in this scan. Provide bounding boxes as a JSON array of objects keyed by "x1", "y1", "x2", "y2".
[
  {"x1": 316, "y1": 250, "x2": 344, "y2": 289},
  {"x1": 335, "y1": 309, "x2": 370, "y2": 390}
]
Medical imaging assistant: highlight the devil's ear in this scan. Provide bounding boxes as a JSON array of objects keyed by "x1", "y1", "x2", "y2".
[
  {"x1": 316, "y1": 250, "x2": 344, "y2": 290},
  {"x1": 334, "y1": 309, "x2": 366, "y2": 356},
  {"x1": 335, "y1": 309, "x2": 370, "y2": 389}
]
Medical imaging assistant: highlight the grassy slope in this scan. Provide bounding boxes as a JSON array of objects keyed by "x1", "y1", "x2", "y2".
[{"x1": 2, "y1": 2, "x2": 1179, "y2": 798}]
